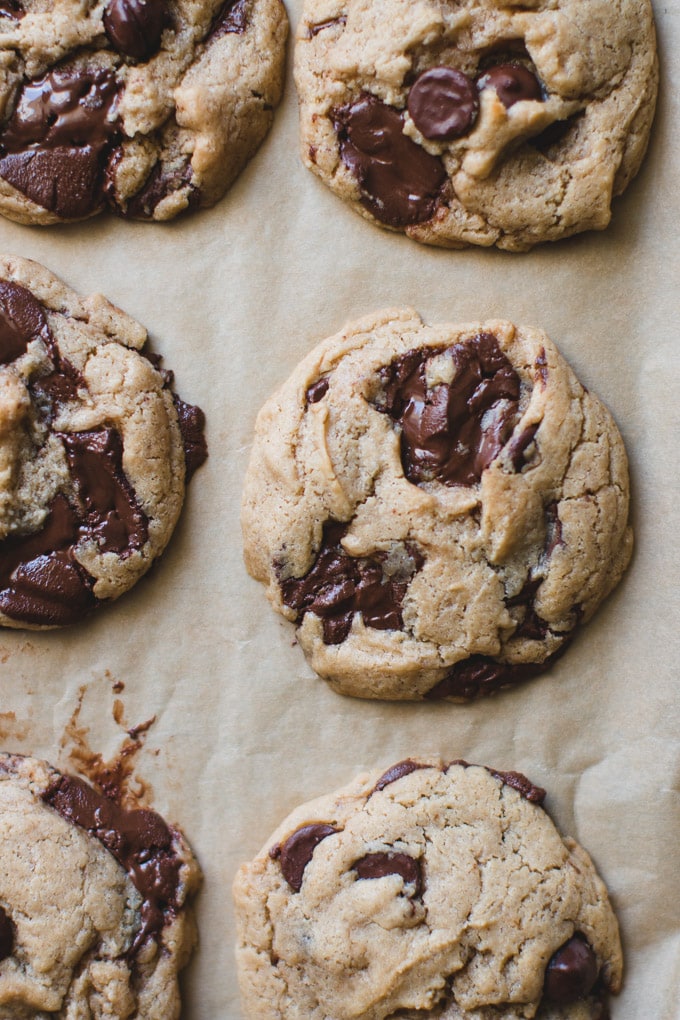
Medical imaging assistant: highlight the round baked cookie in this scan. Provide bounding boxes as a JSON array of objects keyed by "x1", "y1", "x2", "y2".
[
  {"x1": 294, "y1": 0, "x2": 658, "y2": 250},
  {"x1": 0, "y1": 255, "x2": 207, "y2": 628},
  {"x1": 0, "y1": 752, "x2": 201, "y2": 1020},
  {"x1": 241, "y1": 309, "x2": 632, "y2": 700},
  {"x1": 234, "y1": 758, "x2": 623, "y2": 1020},
  {"x1": 0, "y1": 0, "x2": 288, "y2": 224}
]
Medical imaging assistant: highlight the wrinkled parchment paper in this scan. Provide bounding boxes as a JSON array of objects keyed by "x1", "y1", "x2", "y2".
[{"x1": 0, "y1": 2, "x2": 677, "y2": 1016}]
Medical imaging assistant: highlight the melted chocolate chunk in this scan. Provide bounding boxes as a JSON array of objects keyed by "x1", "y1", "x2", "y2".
[
  {"x1": 377, "y1": 334, "x2": 522, "y2": 486},
  {"x1": 123, "y1": 157, "x2": 198, "y2": 219},
  {"x1": 0, "y1": 1, "x2": 23, "y2": 20},
  {"x1": 307, "y1": 15, "x2": 346, "y2": 37},
  {"x1": 408, "y1": 67, "x2": 478, "y2": 142},
  {"x1": 44, "y1": 774, "x2": 182, "y2": 952},
  {"x1": 306, "y1": 377, "x2": 329, "y2": 404},
  {"x1": 0, "y1": 279, "x2": 50, "y2": 364},
  {"x1": 353, "y1": 851, "x2": 422, "y2": 895},
  {"x1": 59, "y1": 429, "x2": 149, "y2": 554},
  {"x1": 334, "y1": 94, "x2": 446, "y2": 228},
  {"x1": 373, "y1": 759, "x2": 428, "y2": 793},
  {"x1": 0, "y1": 906, "x2": 13, "y2": 961},
  {"x1": 506, "y1": 575, "x2": 549, "y2": 641},
  {"x1": 280, "y1": 521, "x2": 423, "y2": 645},
  {"x1": 477, "y1": 63, "x2": 543, "y2": 109},
  {"x1": 506, "y1": 422, "x2": 538, "y2": 472},
  {"x1": 544, "y1": 934, "x2": 599, "y2": 1003},
  {"x1": 489, "y1": 769, "x2": 545, "y2": 804},
  {"x1": 0, "y1": 65, "x2": 119, "y2": 219},
  {"x1": 544, "y1": 501, "x2": 563, "y2": 558},
  {"x1": 172, "y1": 396, "x2": 207, "y2": 480},
  {"x1": 209, "y1": 0, "x2": 249, "y2": 40},
  {"x1": 271, "y1": 823, "x2": 339, "y2": 892},
  {"x1": 425, "y1": 654, "x2": 553, "y2": 701},
  {"x1": 104, "y1": 0, "x2": 166, "y2": 61}
]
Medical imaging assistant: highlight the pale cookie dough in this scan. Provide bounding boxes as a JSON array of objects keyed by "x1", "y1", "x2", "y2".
[
  {"x1": 0, "y1": 255, "x2": 207, "y2": 628},
  {"x1": 0, "y1": 0, "x2": 288, "y2": 224},
  {"x1": 241, "y1": 309, "x2": 632, "y2": 700},
  {"x1": 234, "y1": 758, "x2": 623, "y2": 1020},
  {"x1": 294, "y1": 0, "x2": 658, "y2": 250},
  {"x1": 0, "y1": 752, "x2": 201, "y2": 1020}
]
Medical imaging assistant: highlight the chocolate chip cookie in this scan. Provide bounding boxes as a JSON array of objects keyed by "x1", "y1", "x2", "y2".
[
  {"x1": 0, "y1": 255, "x2": 206, "y2": 627},
  {"x1": 295, "y1": 0, "x2": 658, "y2": 249},
  {"x1": 241, "y1": 310, "x2": 632, "y2": 700},
  {"x1": 0, "y1": 0, "x2": 288, "y2": 224},
  {"x1": 0, "y1": 752, "x2": 201, "y2": 1019},
  {"x1": 234, "y1": 758, "x2": 623, "y2": 1019}
]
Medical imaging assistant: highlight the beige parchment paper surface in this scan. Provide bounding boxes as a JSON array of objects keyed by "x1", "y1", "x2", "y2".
[{"x1": 0, "y1": 1, "x2": 677, "y2": 1016}]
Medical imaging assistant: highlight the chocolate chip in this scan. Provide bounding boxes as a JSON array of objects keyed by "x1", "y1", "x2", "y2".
[
  {"x1": 544, "y1": 501, "x2": 564, "y2": 558},
  {"x1": 0, "y1": 279, "x2": 50, "y2": 364},
  {"x1": 373, "y1": 759, "x2": 428, "y2": 793},
  {"x1": 44, "y1": 774, "x2": 181, "y2": 953},
  {"x1": 208, "y1": 0, "x2": 249, "y2": 40},
  {"x1": 0, "y1": 1, "x2": 23, "y2": 20},
  {"x1": 506, "y1": 422, "x2": 538, "y2": 472},
  {"x1": 489, "y1": 769, "x2": 545, "y2": 804},
  {"x1": 353, "y1": 851, "x2": 422, "y2": 896},
  {"x1": 306, "y1": 377, "x2": 329, "y2": 404},
  {"x1": 280, "y1": 521, "x2": 423, "y2": 645},
  {"x1": 377, "y1": 334, "x2": 521, "y2": 487},
  {"x1": 407, "y1": 67, "x2": 478, "y2": 142},
  {"x1": 122, "y1": 157, "x2": 198, "y2": 220},
  {"x1": 103, "y1": 0, "x2": 166, "y2": 61},
  {"x1": 172, "y1": 396, "x2": 207, "y2": 480},
  {"x1": 0, "y1": 906, "x2": 13, "y2": 961},
  {"x1": 334, "y1": 93, "x2": 446, "y2": 228},
  {"x1": 425, "y1": 655, "x2": 549, "y2": 701},
  {"x1": 544, "y1": 934, "x2": 599, "y2": 1003},
  {"x1": 0, "y1": 65, "x2": 120, "y2": 219},
  {"x1": 476, "y1": 63, "x2": 543, "y2": 109},
  {"x1": 307, "y1": 15, "x2": 346, "y2": 38},
  {"x1": 272, "y1": 823, "x2": 339, "y2": 892}
]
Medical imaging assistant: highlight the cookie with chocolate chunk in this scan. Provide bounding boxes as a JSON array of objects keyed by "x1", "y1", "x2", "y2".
[
  {"x1": 0, "y1": 0, "x2": 287, "y2": 224},
  {"x1": 294, "y1": 0, "x2": 657, "y2": 250},
  {"x1": 241, "y1": 309, "x2": 632, "y2": 700},
  {"x1": 234, "y1": 758, "x2": 623, "y2": 1020},
  {"x1": 0, "y1": 752, "x2": 200, "y2": 1019},
  {"x1": 0, "y1": 255, "x2": 206, "y2": 628}
]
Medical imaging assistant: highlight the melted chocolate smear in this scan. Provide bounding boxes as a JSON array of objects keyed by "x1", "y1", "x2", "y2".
[
  {"x1": 271, "y1": 823, "x2": 339, "y2": 892},
  {"x1": 373, "y1": 759, "x2": 428, "y2": 793},
  {"x1": 306, "y1": 377, "x2": 329, "y2": 404},
  {"x1": 0, "y1": 0, "x2": 23, "y2": 20},
  {"x1": 335, "y1": 94, "x2": 446, "y2": 228},
  {"x1": 408, "y1": 67, "x2": 478, "y2": 142},
  {"x1": 123, "y1": 157, "x2": 199, "y2": 220},
  {"x1": 308, "y1": 15, "x2": 346, "y2": 38},
  {"x1": 44, "y1": 774, "x2": 181, "y2": 953},
  {"x1": 544, "y1": 934, "x2": 599, "y2": 1004},
  {"x1": 377, "y1": 334, "x2": 521, "y2": 487},
  {"x1": 0, "y1": 495, "x2": 96, "y2": 625},
  {"x1": 353, "y1": 852, "x2": 422, "y2": 896},
  {"x1": 104, "y1": 0, "x2": 166, "y2": 61},
  {"x1": 280, "y1": 520, "x2": 424, "y2": 645},
  {"x1": 209, "y1": 0, "x2": 249, "y2": 40},
  {"x1": 59, "y1": 429, "x2": 149, "y2": 555},
  {"x1": 506, "y1": 575, "x2": 549, "y2": 642},
  {"x1": 0, "y1": 65, "x2": 119, "y2": 219},
  {"x1": 0, "y1": 906, "x2": 13, "y2": 961},
  {"x1": 425, "y1": 649, "x2": 564, "y2": 701},
  {"x1": 489, "y1": 769, "x2": 545, "y2": 804},
  {"x1": 476, "y1": 63, "x2": 544, "y2": 109},
  {"x1": 172, "y1": 395, "x2": 207, "y2": 480},
  {"x1": 506, "y1": 422, "x2": 538, "y2": 472},
  {"x1": 0, "y1": 279, "x2": 50, "y2": 364}
]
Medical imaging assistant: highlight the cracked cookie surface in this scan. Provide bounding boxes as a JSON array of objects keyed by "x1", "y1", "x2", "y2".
[
  {"x1": 0, "y1": 0, "x2": 287, "y2": 224},
  {"x1": 241, "y1": 309, "x2": 632, "y2": 700},
  {"x1": 0, "y1": 752, "x2": 201, "y2": 1020},
  {"x1": 0, "y1": 255, "x2": 207, "y2": 628},
  {"x1": 294, "y1": 0, "x2": 658, "y2": 250},
  {"x1": 233, "y1": 759, "x2": 623, "y2": 1020}
]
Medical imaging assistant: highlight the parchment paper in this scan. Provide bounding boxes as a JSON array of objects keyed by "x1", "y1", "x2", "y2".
[{"x1": 0, "y1": 2, "x2": 677, "y2": 1017}]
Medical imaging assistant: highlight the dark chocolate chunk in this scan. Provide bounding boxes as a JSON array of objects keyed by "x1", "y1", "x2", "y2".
[
  {"x1": 373, "y1": 759, "x2": 428, "y2": 793},
  {"x1": 544, "y1": 934, "x2": 599, "y2": 1003},
  {"x1": 476, "y1": 63, "x2": 543, "y2": 109},
  {"x1": 103, "y1": 0, "x2": 166, "y2": 61},
  {"x1": 0, "y1": 906, "x2": 13, "y2": 961},
  {"x1": 0, "y1": 65, "x2": 120, "y2": 219},
  {"x1": 306, "y1": 377, "x2": 329, "y2": 404},
  {"x1": 172, "y1": 395, "x2": 207, "y2": 480},
  {"x1": 0, "y1": 1, "x2": 23, "y2": 21},
  {"x1": 334, "y1": 94, "x2": 446, "y2": 228},
  {"x1": 59, "y1": 428, "x2": 149, "y2": 554},
  {"x1": 506, "y1": 422, "x2": 538, "y2": 472},
  {"x1": 353, "y1": 851, "x2": 422, "y2": 896},
  {"x1": 489, "y1": 769, "x2": 546, "y2": 804},
  {"x1": 280, "y1": 520, "x2": 423, "y2": 645},
  {"x1": 0, "y1": 279, "x2": 50, "y2": 364},
  {"x1": 544, "y1": 501, "x2": 563, "y2": 558},
  {"x1": 425, "y1": 654, "x2": 549, "y2": 701},
  {"x1": 209, "y1": 0, "x2": 249, "y2": 40},
  {"x1": 307, "y1": 15, "x2": 346, "y2": 38},
  {"x1": 123, "y1": 157, "x2": 198, "y2": 219},
  {"x1": 407, "y1": 67, "x2": 478, "y2": 142},
  {"x1": 377, "y1": 334, "x2": 522, "y2": 486},
  {"x1": 43, "y1": 774, "x2": 181, "y2": 953},
  {"x1": 271, "y1": 823, "x2": 339, "y2": 892}
]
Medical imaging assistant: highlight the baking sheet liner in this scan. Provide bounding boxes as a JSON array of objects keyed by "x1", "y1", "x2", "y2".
[{"x1": 0, "y1": 1, "x2": 677, "y2": 1016}]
